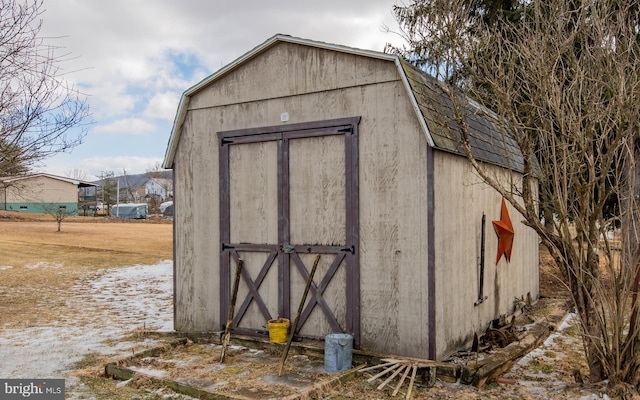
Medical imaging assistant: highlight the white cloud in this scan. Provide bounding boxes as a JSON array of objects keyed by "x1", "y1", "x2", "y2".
[
  {"x1": 84, "y1": 83, "x2": 138, "y2": 119},
  {"x1": 36, "y1": 0, "x2": 406, "y2": 174},
  {"x1": 143, "y1": 92, "x2": 181, "y2": 121},
  {"x1": 92, "y1": 118, "x2": 156, "y2": 136}
]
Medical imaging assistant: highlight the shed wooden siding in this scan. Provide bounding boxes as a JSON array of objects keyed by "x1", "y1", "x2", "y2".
[
  {"x1": 173, "y1": 113, "x2": 220, "y2": 331},
  {"x1": 432, "y1": 152, "x2": 539, "y2": 357},
  {"x1": 172, "y1": 42, "x2": 432, "y2": 356},
  {"x1": 187, "y1": 43, "x2": 398, "y2": 109}
]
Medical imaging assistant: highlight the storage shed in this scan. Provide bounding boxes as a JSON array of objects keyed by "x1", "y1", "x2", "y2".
[{"x1": 162, "y1": 35, "x2": 539, "y2": 360}]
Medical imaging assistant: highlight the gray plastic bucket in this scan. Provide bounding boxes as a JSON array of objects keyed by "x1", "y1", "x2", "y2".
[{"x1": 324, "y1": 333, "x2": 353, "y2": 373}]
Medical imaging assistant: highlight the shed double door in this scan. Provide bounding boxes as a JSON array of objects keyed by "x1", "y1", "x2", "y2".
[{"x1": 218, "y1": 117, "x2": 360, "y2": 346}]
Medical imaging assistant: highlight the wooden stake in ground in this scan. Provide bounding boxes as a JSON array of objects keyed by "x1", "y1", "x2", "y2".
[
  {"x1": 220, "y1": 258, "x2": 243, "y2": 363},
  {"x1": 277, "y1": 254, "x2": 321, "y2": 376}
]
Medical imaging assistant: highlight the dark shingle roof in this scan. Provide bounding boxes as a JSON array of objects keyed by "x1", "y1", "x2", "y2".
[{"x1": 400, "y1": 60, "x2": 525, "y2": 172}]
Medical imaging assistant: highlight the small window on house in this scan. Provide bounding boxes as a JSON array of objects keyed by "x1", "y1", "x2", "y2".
[
  {"x1": 59, "y1": 205, "x2": 67, "y2": 209},
  {"x1": 20, "y1": 206, "x2": 27, "y2": 209}
]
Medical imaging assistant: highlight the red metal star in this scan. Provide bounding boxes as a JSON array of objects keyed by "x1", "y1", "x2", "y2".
[{"x1": 492, "y1": 198, "x2": 514, "y2": 264}]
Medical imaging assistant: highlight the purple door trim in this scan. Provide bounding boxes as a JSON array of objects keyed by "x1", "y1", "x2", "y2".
[{"x1": 218, "y1": 117, "x2": 361, "y2": 347}]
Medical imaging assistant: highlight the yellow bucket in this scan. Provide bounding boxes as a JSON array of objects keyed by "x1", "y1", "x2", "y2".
[{"x1": 267, "y1": 318, "x2": 290, "y2": 343}]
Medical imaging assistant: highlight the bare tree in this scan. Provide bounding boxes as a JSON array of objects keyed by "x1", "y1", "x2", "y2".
[
  {"x1": 0, "y1": 0, "x2": 90, "y2": 176},
  {"x1": 42, "y1": 202, "x2": 74, "y2": 231},
  {"x1": 64, "y1": 167, "x2": 87, "y2": 181},
  {"x1": 97, "y1": 170, "x2": 116, "y2": 215},
  {"x1": 144, "y1": 162, "x2": 173, "y2": 216},
  {"x1": 145, "y1": 161, "x2": 173, "y2": 197},
  {"x1": 145, "y1": 161, "x2": 164, "y2": 178},
  {"x1": 0, "y1": 140, "x2": 29, "y2": 176},
  {"x1": 0, "y1": 177, "x2": 27, "y2": 210},
  {"x1": 392, "y1": 0, "x2": 640, "y2": 390},
  {"x1": 121, "y1": 169, "x2": 138, "y2": 203}
]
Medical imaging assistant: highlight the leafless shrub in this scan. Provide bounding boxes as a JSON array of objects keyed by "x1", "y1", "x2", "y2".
[{"x1": 391, "y1": 0, "x2": 640, "y2": 386}]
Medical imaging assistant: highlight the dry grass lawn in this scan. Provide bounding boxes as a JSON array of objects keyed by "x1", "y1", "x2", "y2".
[{"x1": 0, "y1": 211, "x2": 172, "y2": 328}]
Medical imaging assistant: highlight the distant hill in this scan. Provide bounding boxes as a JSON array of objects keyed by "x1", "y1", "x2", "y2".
[{"x1": 92, "y1": 170, "x2": 172, "y2": 187}]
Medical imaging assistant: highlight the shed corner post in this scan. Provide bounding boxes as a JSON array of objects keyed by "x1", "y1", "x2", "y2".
[
  {"x1": 427, "y1": 145, "x2": 436, "y2": 360},
  {"x1": 218, "y1": 133, "x2": 231, "y2": 331}
]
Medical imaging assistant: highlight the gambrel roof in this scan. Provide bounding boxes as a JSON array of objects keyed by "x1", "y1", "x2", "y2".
[
  {"x1": 400, "y1": 61, "x2": 524, "y2": 172},
  {"x1": 163, "y1": 34, "x2": 524, "y2": 172}
]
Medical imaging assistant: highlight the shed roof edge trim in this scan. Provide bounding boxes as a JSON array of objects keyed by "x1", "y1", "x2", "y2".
[
  {"x1": 394, "y1": 58, "x2": 436, "y2": 148},
  {"x1": 162, "y1": 34, "x2": 435, "y2": 168}
]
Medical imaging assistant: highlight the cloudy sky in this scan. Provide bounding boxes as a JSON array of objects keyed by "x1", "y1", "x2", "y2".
[{"x1": 35, "y1": 0, "x2": 407, "y2": 180}]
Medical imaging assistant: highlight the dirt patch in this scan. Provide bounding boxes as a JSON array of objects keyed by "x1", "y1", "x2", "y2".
[
  {"x1": 108, "y1": 341, "x2": 339, "y2": 399},
  {"x1": 102, "y1": 298, "x2": 601, "y2": 400}
]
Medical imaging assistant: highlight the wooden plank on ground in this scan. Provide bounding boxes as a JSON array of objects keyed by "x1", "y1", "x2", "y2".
[
  {"x1": 377, "y1": 364, "x2": 408, "y2": 390},
  {"x1": 392, "y1": 364, "x2": 412, "y2": 396},
  {"x1": 358, "y1": 361, "x2": 397, "y2": 373},
  {"x1": 406, "y1": 364, "x2": 418, "y2": 400},
  {"x1": 367, "y1": 362, "x2": 401, "y2": 382}
]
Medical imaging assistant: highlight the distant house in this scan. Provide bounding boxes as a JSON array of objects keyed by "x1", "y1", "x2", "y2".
[
  {"x1": 0, "y1": 173, "x2": 99, "y2": 216},
  {"x1": 144, "y1": 178, "x2": 173, "y2": 201},
  {"x1": 93, "y1": 173, "x2": 173, "y2": 206}
]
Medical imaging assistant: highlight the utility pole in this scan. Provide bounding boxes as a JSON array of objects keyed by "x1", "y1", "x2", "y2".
[{"x1": 116, "y1": 178, "x2": 120, "y2": 217}]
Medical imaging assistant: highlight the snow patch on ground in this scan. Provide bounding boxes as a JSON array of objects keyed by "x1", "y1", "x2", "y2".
[
  {"x1": 128, "y1": 366, "x2": 167, "y2": 378},
  {"x1": 503, "y1": 311, "x2": 585, "y2": 397},
  {"x1": 24, "y1": 261, "x2": 64, "y2": 269},
  {"x1": 0, "y1": 261, "x2": 174, "y2": 379}
]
